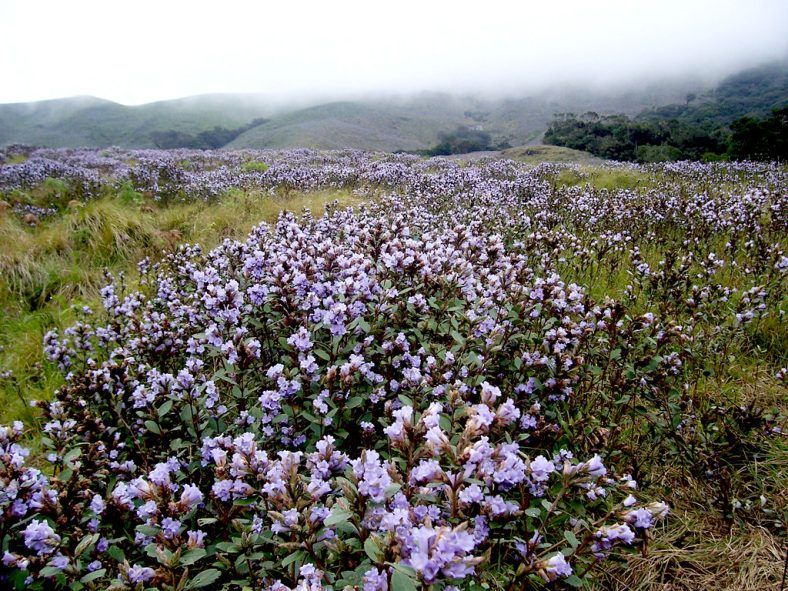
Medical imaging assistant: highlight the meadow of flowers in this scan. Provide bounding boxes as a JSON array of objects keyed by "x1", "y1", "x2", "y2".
[{"x1": 0, "y1": 147, "x2": 785, "y2": 590}]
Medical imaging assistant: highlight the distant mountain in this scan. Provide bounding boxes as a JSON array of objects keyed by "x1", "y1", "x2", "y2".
[
  {"x1": 0, "y1": 94, "x2": 274, "y2": 148},
  {"x1": 228, "y1": 83, "x2": 704, "y2": 152},
  {"x1": 638, "y1": 60, "x2": 788, "y2": 127},
  {"x1": 0, "y1": 70, "x2": 755, "y2": 151},
  {"x1": 543, "y1": 60, "x2": 788, "y2": 162}
]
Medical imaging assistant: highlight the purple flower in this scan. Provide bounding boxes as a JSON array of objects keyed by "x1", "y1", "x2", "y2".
[
  {"x1": 529, "y1": 455, "x2": 555, "y2": 482},
  {"x1": 23, "y1": 519, "x2": 60, "y2": 555},
  {"x1": 351, "y1": 450, "x2": 391, "y2": 503},
  {"x1": 161, "y1": 517, "x2": 182, "y2": 539},
  {"x1": 362, "y1": 567, "x2": 388, "y2": 591},
  {"x1": 127, "y1": 564, "x2": 156, "y2": 583},
  {"x1": 542, "y1": 553, "x2": 572, "y2": 579},
  {"x1": 89, "y1": 494, "x2": 106, "y2": 515},
  {"x1": 187, "y1": 530, "x2": 207, "y2": 548},
  {"x1": 401, "y1": 525, "x2": 479, "y2": 583},
  {"x1": 46, "y1": 553, "x2": 69, "y2": 571},
  {"x1": 179, "y1": 484, "x2": 203, "y2": 508}
]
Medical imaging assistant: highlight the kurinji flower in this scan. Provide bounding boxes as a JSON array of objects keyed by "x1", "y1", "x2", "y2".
[
  {"x1": 362, "y1": 567, "x2": 388, "y2": 591},
  {"x1": 424, "y1": 425, "x2": 450, "y2": 454},
  {"x1": 287, "y1": 327, "x2": 313, "y2": 352},
  {"x1": 272, "y1": 508, "x2": 299, "y2": 534},
  {"x1": 187, "y1": 530, "x2": 207, "y2": 548},
  {"x1": 161, "y1": 517, "x2": 182, "y2": 539},
  {"x1": 351, "y1": 450, "x2": 391, "y2": 503},
  {"x1": 23, "y1": 519, "x2": 60, "y2": 555},
  {"x1": 625, "y1": 507, "x2": 654, "y2": 529},
  {"x1": 592, "y1": 523, "x2": 636, "y2": 557},
  {"x1": 383, "y1": 406, "x2": 413, "y2": 445},
  {"x1": 578, "y1": 454, "x2": 607, "y2": 477},
  {"x1": 410, "y1": 459, "x2": 444, "y2": 485},
  {"x1": 89, "y1": 494, "x2": 106, "y2": 514},
  {"x1": 179, "y1": 484, "x2": 204, "y2": 508},
  {"x1": 541, "y1": 553, "x2": 573, "y2": 579},
  {"x1": 646, "y1": 501, "x2": 670, "y2": 519},
  {"x1": 480, "y1": 381, "x2": 501, "y2": 404},
  {"x1": 127, "y1": 564, "x2": 156, "y2": 583},
  {"x1": 401, "y1": 524, "x2": 480, "y2": 583},
  {"x1": 459, "y1": 484, "x2": 484, "y2": 505},
  {"x1": 2, "y1": 149, "x2": 750, "y2": 588},
  {"x1": 495, "y1": 398, "x2": 520, "y2": 425},
  {"x1": 467, "y1": 404, "x2": 495, "y2": 433},
  {"x1": 3, "y1": 551, "x2": 29, "y2": 571},
  {"x1": 46, "y1": 554, "x2": 69, "y2": 572},
  {"x1": 529, "y1": 455, "x2": 555, "y2": 482}
]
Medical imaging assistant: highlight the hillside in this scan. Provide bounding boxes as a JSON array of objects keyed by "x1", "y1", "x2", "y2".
[
  {"x1": 638, "y1": 59, "x2": 788, "y2": 127},
  {"x1": 227, "y1": 97, "x2": 470, "y2": 151},
  {"x1": 0, "y1": 76, "x2": 704, "y2": 150},
  {"x1": 228, "y1": 83, "x2": 701, "y2": 153},
  {"x1": 544, "y1": 60, "x2": 788, "y2": 162},
  {"x1": 0, "y1": 94, "x2": 274, "y2": 148}
]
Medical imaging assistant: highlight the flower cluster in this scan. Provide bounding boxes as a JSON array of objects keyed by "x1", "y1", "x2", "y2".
[{"x1": 0, "y1": 148, "x2": 784, "y2": 590}]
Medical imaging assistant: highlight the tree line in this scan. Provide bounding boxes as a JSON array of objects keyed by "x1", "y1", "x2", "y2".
[
  {"x1": 544, "y1": 107, "x2": 786, "y2": 162},
  {"x1": 150, "y1": 118, "x2": 268, "y2": 150}
]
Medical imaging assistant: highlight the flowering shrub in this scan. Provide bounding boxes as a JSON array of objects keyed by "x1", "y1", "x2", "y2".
[{"x1": 0, "y1": 148, "x2": 785, "y2": 589}]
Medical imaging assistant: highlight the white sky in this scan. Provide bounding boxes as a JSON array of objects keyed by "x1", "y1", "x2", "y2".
[{"x1": 0, "y1": 0, "x2": 786, "y2": 105}]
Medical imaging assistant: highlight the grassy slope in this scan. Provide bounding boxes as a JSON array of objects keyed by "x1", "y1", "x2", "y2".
[
  {"x1": 227, "y1": 97, "x2": 475, "y2": 151},
  {"x1": 502, "y1": 145, "x2": 603, "y2": 164},
  {"x1": 0, "y1": 188, "x2": 364, "y2": 423},
  {"x1": 0, "y1": 94, "x2": 273, "y2": 148}
]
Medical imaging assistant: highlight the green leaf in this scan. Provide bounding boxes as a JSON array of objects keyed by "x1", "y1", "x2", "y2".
[
  {"x1": 314, "y1": 348, "x2": 331, "y2": 361},
  {"x1": 62, "y1": 447, "x2": 81, "y2": 464},
  {"x1": 158, "y1": 399, "x2": 174, "y2": 417},
  {"x1": 144, "y1": 420, "x2": 161, "y2": 435},
  {"x1": 564, "y1": 574, "x2": 584, "y2": 587},
  {"x1": 390, "y1": 570, "x2": 418, "y2": 591},
  {"x1": 524, "y1": 507, "x2": 542, "y2": 518},
  {"x1": 74, "y1": 533, "x2": 99, "y2": 556},
  {"x1": 324, "y1": 507, "x2": 353, "y2": 527},
  {"x1": 364, "y1": 536, "x2": 382, "y2": 562},
  {"x1": 180, "y1": 548, "x2": 207, "y2": 566},
  {"x1": 106, "y1": 545, "x2": 125, "y2": 563},
  {"x1": 346, "y1": 396, "x2": 364, "y2": 409},
  {"x1": 564, "y1": 530, "x2": 580, "y2": 549},
  {"x1": 79, "y1": 569, "x2": 106, "y2": 583},
  {"x1": 281, "y1": 550, "x2": 304, "y2": 567},
  {"x1": 215, "y1": 542, "x2": 239, "y2": 553},
  {"x1": 185, "y1": 569, "x2": 222, "y2": 589},
  {"x1": 39, "y1": 566, "x2": 64, "y2": 578}
]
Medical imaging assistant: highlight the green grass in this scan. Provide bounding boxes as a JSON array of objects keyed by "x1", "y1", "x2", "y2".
[
  {"x1": 551, "y1": 165, "x2": 648, "y2": 190},
  {"x1": 0, "y1": 187, "x2": 365, "y2": 422},
  {"x1": 501, "y1": 145, "x2": 603, "y2": 164},
  {"x1": 241, "y1": 161, "x2": 270, "y2": 173}
]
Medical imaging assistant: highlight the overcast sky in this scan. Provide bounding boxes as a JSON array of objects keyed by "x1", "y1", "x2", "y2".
[{"x1": 1, "y1": 0, "x2": 786, "y2": 105}]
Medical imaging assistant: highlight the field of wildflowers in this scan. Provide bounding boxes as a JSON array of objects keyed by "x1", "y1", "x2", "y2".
[{"x1": 0, "y1": 147, "x2": 785, "y2": 590}]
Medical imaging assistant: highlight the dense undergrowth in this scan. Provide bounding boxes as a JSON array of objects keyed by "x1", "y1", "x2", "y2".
[{"x1": 0, "y1": 147, "x2": 785, "y2": 590}]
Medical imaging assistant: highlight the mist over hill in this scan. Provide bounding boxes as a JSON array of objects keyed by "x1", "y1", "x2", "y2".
[{"x1": 0, "y1": 62, "x2": 784, "y2": 152}]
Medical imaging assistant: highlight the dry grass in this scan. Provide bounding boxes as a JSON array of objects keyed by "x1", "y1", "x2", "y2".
[{"x1": 594, "y1": 513, "x2": 785, "y2": 590}]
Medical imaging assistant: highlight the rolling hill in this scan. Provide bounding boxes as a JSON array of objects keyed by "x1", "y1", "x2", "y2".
[
  {"x1": 0, "y1": 71, "x2": 745, "y2": 151},
  {"x1": 0, "y1": 94, "x2": 275, "y2": 148}
]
